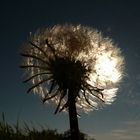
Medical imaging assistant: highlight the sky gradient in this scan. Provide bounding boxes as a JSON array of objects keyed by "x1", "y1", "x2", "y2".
[{"x1": 0, "y1": 1, "x2": 140, "y2": 140}]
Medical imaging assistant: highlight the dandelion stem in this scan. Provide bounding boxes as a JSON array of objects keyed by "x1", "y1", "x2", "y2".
[{"x1": 68, "y1": 89, "x2": 80, "y2": 140}]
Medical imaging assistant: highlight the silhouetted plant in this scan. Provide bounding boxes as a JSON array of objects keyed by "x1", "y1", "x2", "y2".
[
  {"x1": 20, "y1": 24, "x2": 124, "y2": 140},
  {"x1": 0, "y1": 114, "x2": 95, "y2": 140}
]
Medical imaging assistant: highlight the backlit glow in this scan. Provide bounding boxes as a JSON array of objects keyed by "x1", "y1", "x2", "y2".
[
  {"x1": 22, "y1": 25, "x2": 125, "y2": 112},
  {"x1": 95, "y1": 53, "x2": 120, "y2": 83}
]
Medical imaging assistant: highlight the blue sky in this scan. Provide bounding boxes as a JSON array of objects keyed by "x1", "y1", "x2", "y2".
[{"x1": 0, "y1": 0, "x2": 140, "y2": 139}]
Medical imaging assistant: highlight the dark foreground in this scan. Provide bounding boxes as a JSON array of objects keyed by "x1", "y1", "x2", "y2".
[{"x1": 0, "y1": 114, "x2": 95, "y2": 140}]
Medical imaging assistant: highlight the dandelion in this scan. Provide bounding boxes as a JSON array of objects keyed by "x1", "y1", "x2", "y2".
[{"x1": 20, "y1": 24, "x2": 124, "y2": 140}]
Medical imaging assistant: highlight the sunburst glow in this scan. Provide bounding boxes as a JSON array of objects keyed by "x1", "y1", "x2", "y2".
[
  {"x1": 95, "y1": 53, "x2": 120, "y2": 83},
  {"x1": 21, "y1": 24, "x2": 125, "y2": 113}
]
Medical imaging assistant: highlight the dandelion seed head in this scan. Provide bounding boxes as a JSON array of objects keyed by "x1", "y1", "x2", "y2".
[{"x1": 21, "y1": 24, "x2": 125, "y2": 113}]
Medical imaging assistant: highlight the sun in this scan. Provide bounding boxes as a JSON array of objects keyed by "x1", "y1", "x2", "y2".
[{"x1": 95, "y1": 52, "x2": 121, "y2": 83}]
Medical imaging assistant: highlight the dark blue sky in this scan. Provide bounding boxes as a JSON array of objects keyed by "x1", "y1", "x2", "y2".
[{"x1": 0, "y1": 1, "x2": 140, "y2": 139}]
